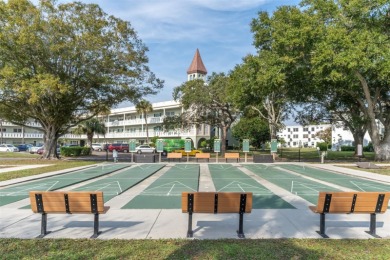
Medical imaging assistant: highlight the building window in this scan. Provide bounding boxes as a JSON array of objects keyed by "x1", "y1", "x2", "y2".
[
  {"x1": 293, "y1": 128, "x2": 299, "y2": 132},
  {"x1": 311, "y1": 127, "x2": 315, "y2": 131},
  {"x1": 293, "y1": 134, "x2": 298, "y2": 138},
  {"x1": 287, "y1": 128, "x2": 290, "y2": 132},
  {"x1": 13, "y1": 128, "x2": 22, "y2": 133},
  {"x1": 166, "y1": 111, "x2": 175, "y2": 116},
  {"x1": 303, "y1": 134, "x2": 308, "y2": 138},
  {"x1": 303, "y1": 128, "x2": 308, "y2": 132}
]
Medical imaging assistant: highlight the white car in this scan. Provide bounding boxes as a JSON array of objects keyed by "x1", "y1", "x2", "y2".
[
  {"x1": 135, "y1": 145, "x2": 156, "y2": 154},
  {"x1": 91, "y1": 143, "x2": 103, "y2": 151},
  {"x1": 0, "y1": 144, "x2": 19, "y2": 152},
  {"x1": 29, "y1": 146, "x2": 43, "y2": 154}
]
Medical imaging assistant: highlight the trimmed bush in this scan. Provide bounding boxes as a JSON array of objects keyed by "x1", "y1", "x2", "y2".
[
  {"x1": 316, "y1": 142, "x2": 328, "y2": 151},
  {"x1": 340, "y1": 146, "x2": 355, "y2": 152},
  {"x1": 60, "y1": 147, "x2": 91, "y2": 157}
]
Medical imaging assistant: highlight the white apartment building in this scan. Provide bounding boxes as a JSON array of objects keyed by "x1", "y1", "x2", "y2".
[
  {"x1": 0, "y1": 49, "x2": 211, "y2": 148},
  {"x1": 277, "y1": 124, "x2": 332, "y2": 148}
]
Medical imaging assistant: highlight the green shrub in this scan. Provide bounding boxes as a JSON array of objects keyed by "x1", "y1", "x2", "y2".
[
  {"x1": 341, "y1": 146, "x2": 355, "y2": 152},
  {"x1": 316, "y1": 142, "x2": 328, "y2": 151},
  {"x1": 364, "y1": 142, "x2": 374, "y2": 152},
  {"x1": 60, "y1": 147, "x2": 91, "y2": 157}
]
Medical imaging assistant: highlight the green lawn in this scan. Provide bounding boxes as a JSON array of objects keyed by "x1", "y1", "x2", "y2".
[
  {"x1": 1, "y1": 238, "x2": 389, "y2": 259},
  {"x1": 0, "y1": 159, "x2": 98, "y2": 181}
]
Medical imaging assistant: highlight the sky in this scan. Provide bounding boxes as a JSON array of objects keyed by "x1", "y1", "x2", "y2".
[{"x1": 32, "y1": 0, "x2": 301, "y2": 105}]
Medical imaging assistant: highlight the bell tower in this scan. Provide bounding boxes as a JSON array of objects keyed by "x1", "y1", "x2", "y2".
[{"x1": 187, "y1": 49, "x2": 207, "y2": 81}]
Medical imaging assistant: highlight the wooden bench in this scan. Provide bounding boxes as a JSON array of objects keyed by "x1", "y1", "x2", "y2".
[
  {"x1": 182, "y1": 192, "x2": 253, "y2": 238},
  {"x1": 167, "y1": 152, "x2": 182, "y2": 162},
  {"x1": 29, "y1": 191, "x2": 110, "y2": 238},
  {"x1": 195, "y1": 153, "x2": 210, "y2": 162},
  {"x1": 225, "y1": 153, "x2": 240, "y2": 162},
  {"x1": 309, "y1": 191, "x2": 390, "y2": 238}
]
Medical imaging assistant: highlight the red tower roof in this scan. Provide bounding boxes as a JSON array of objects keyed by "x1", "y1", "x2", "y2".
[{"x1": 187, "y1": 49, "x2": 207, "y2": 75}]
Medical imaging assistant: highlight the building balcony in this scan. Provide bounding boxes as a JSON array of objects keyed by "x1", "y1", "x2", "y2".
[{"x1": 105, "y1": 117, "x2": 163, "y2": 127}]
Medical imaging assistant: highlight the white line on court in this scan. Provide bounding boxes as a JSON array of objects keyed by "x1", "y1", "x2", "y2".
[
  {"x1": 237, "y1": 184, "x2": 245, "y2": 192},
  {"x1": 350, "y1": 181, "x2": 366, "y2": 191},
  {"x1": 167, "y1": 184, "x2": 175, "y2": 196}
]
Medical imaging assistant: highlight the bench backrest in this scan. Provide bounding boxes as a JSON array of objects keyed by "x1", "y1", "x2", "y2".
[
  {"x1": 195, "y1": 153, "x2": 210, "y2": 158},
  {"x1": 314, "y1": 191, "x2": 390, "y2": 214},
  {"x1": 225, "y1": 153, "x2": 239, "y2": 158},
  {"x1": 167, "y1": 153, "x2": 182, "y2": 159},
  {"x1": 182, "y1": 192, "x2": 252, "y2": 213},
  {"x1": 29, "y1": 191, "x2": 106, "y2": 214}
]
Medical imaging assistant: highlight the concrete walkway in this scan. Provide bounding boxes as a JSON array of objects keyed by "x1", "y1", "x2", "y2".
[{"x1": 0, "y1": 162, "x2": 389, "y2": 240}]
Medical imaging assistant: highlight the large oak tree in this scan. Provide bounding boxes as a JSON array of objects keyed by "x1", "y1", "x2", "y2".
[
  {"x1": 0, "y1": 0, "x2": 163, "y2": 159},
  {"x1": 251, "y1": 1, "x2": 390, "y2": 161}
]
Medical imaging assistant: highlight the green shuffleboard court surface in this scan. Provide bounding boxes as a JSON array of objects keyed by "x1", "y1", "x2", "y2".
[
  {"x1": 73, "y1": 164, "x2": 165, "y2": 201},
  {"x1": 208, "y1": 164, "x2": 294, "y2": 209},
  {"x1": 278, "y1": 164, "x2": 390, "y2": 192},
  {"x1": 122, "y1": 164, "x2": 200, "y2": 209},
  {"x1": 244, "y1": 164, "x2": 343, "y2": 205},
  {"x1": 0, "y1": 163, "x2": 129, "y2": 207}
]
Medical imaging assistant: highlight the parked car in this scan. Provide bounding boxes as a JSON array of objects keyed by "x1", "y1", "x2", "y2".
[
  {"x1": 0, "y1": 144, "x2": 19, "y2": 152},
  {"x1": 29, "y1": 146, "x2": 43, "y2": 154},
  {"x1": 107, "y1": 143, "x2": 129, "y2": 153},
  {"x1": 17, "y1": 144, "x2": 33, "y2": 152},
  {"x1": 91, "y1": 143, "x2": 103, "y2": 151},
  {"x1": 37, "y1": 146, "x2": 61, "y2": 155},
  {"x1": 174, "y1": 148, "x2": 202, "y2": 156},
  {"x1": 135, "y1": 145, "x2": 156, "y2": 154}
]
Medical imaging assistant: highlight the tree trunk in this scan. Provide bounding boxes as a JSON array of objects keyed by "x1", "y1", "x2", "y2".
[
  {"x1": 374, "y1": 136, "x2": 390, "y2": 161},
  {"x1": 220, "y1": 125, "x2": 228, "y2": 156},
  {"x1": 352, "y1": 132, "x2": 365, "y2": 157},
  {"x1": 41, "y1": 126, "x2": 60, "y2": 159}
]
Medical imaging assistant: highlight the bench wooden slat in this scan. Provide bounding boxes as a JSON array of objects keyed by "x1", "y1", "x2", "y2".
[
  {"x1": 30, "y1": 191, "x2": 107, "y2": 214},
  {"x1": 167, "y1": 153, "x2": 182, "y2": 159},
  {"x1": 181, "y1": 192, "x2": 252, "y2": 213},
  {"x1": 225, "y1": 153, "x2": 239, "y2": 158},
  {"x1": 195, "y1": 153, "x2": 210, "y2": 159}
]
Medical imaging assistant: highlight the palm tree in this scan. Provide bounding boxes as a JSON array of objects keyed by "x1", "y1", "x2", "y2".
[
  {"x1": 136, "y1": 99, "x2": 153, "y2": 144},
  {"x1": 73, "y1": 118, "x2": 106, "y2": 149}
]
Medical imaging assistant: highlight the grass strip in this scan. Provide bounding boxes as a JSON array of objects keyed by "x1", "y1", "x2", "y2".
[
  {"x1": 1, "y1": 238, "x2": 389, "y2": 259},
  {"x1": 0, "y1": 160, "x2": 98, "y2": 181}
]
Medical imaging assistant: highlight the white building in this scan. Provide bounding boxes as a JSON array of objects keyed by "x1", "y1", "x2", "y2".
[
  {"x1": 0, "y1": 49, "x2": 211, "y2": 148},
  {"x1": 277, "y1": 124, "x2": 332, "y2": 148}
]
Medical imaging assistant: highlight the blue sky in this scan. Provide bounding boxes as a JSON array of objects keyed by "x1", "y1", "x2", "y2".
[{"x1": 33, "y1": 0, "x2": 301, "y2": 104}]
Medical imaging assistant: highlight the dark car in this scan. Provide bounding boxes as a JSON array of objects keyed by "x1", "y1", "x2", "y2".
[
  {"x1": 107, "y1": 143, "x2": 129, "y2": 153},
  {"x1": 17, "y1": 144, "x2": 33, "y2": 152}
]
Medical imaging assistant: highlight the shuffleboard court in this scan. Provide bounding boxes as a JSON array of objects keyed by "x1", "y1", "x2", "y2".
[
  {"x1": 278, "y1": 164, "x2": 390, "y2": 192},
  {"x1": 244, "y1": 164, "x2": 342, "y2": 204},
  {"x1": 122, "y1": 164, "x2": 200, "y2": 209},
  {"x1": 209, "y1": 164, "x2": 294, "y2": 209},
  {"x1": 73, "y1": 164, "x2": 165, "y2": 201},
  {"x1": 0, "y1": 163, "x2": 129, "y2": 206}
]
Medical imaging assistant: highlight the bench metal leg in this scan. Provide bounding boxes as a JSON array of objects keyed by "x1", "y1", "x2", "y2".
[
  {"x1": 38, "y1": 213, "x2": 51, "y2": 238},
  {"x1": 187, "y1": 212, "x2": 193, "y2": 238},
  {"x1": 91, "y1": 213, "x2": 101, "y2": 238},
  {"x1": 237, "y1": 212, "x2": 245, "y2": 238},
  {"x1": 317, "y1": 213, "x2": 329, "y2": 238}
]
